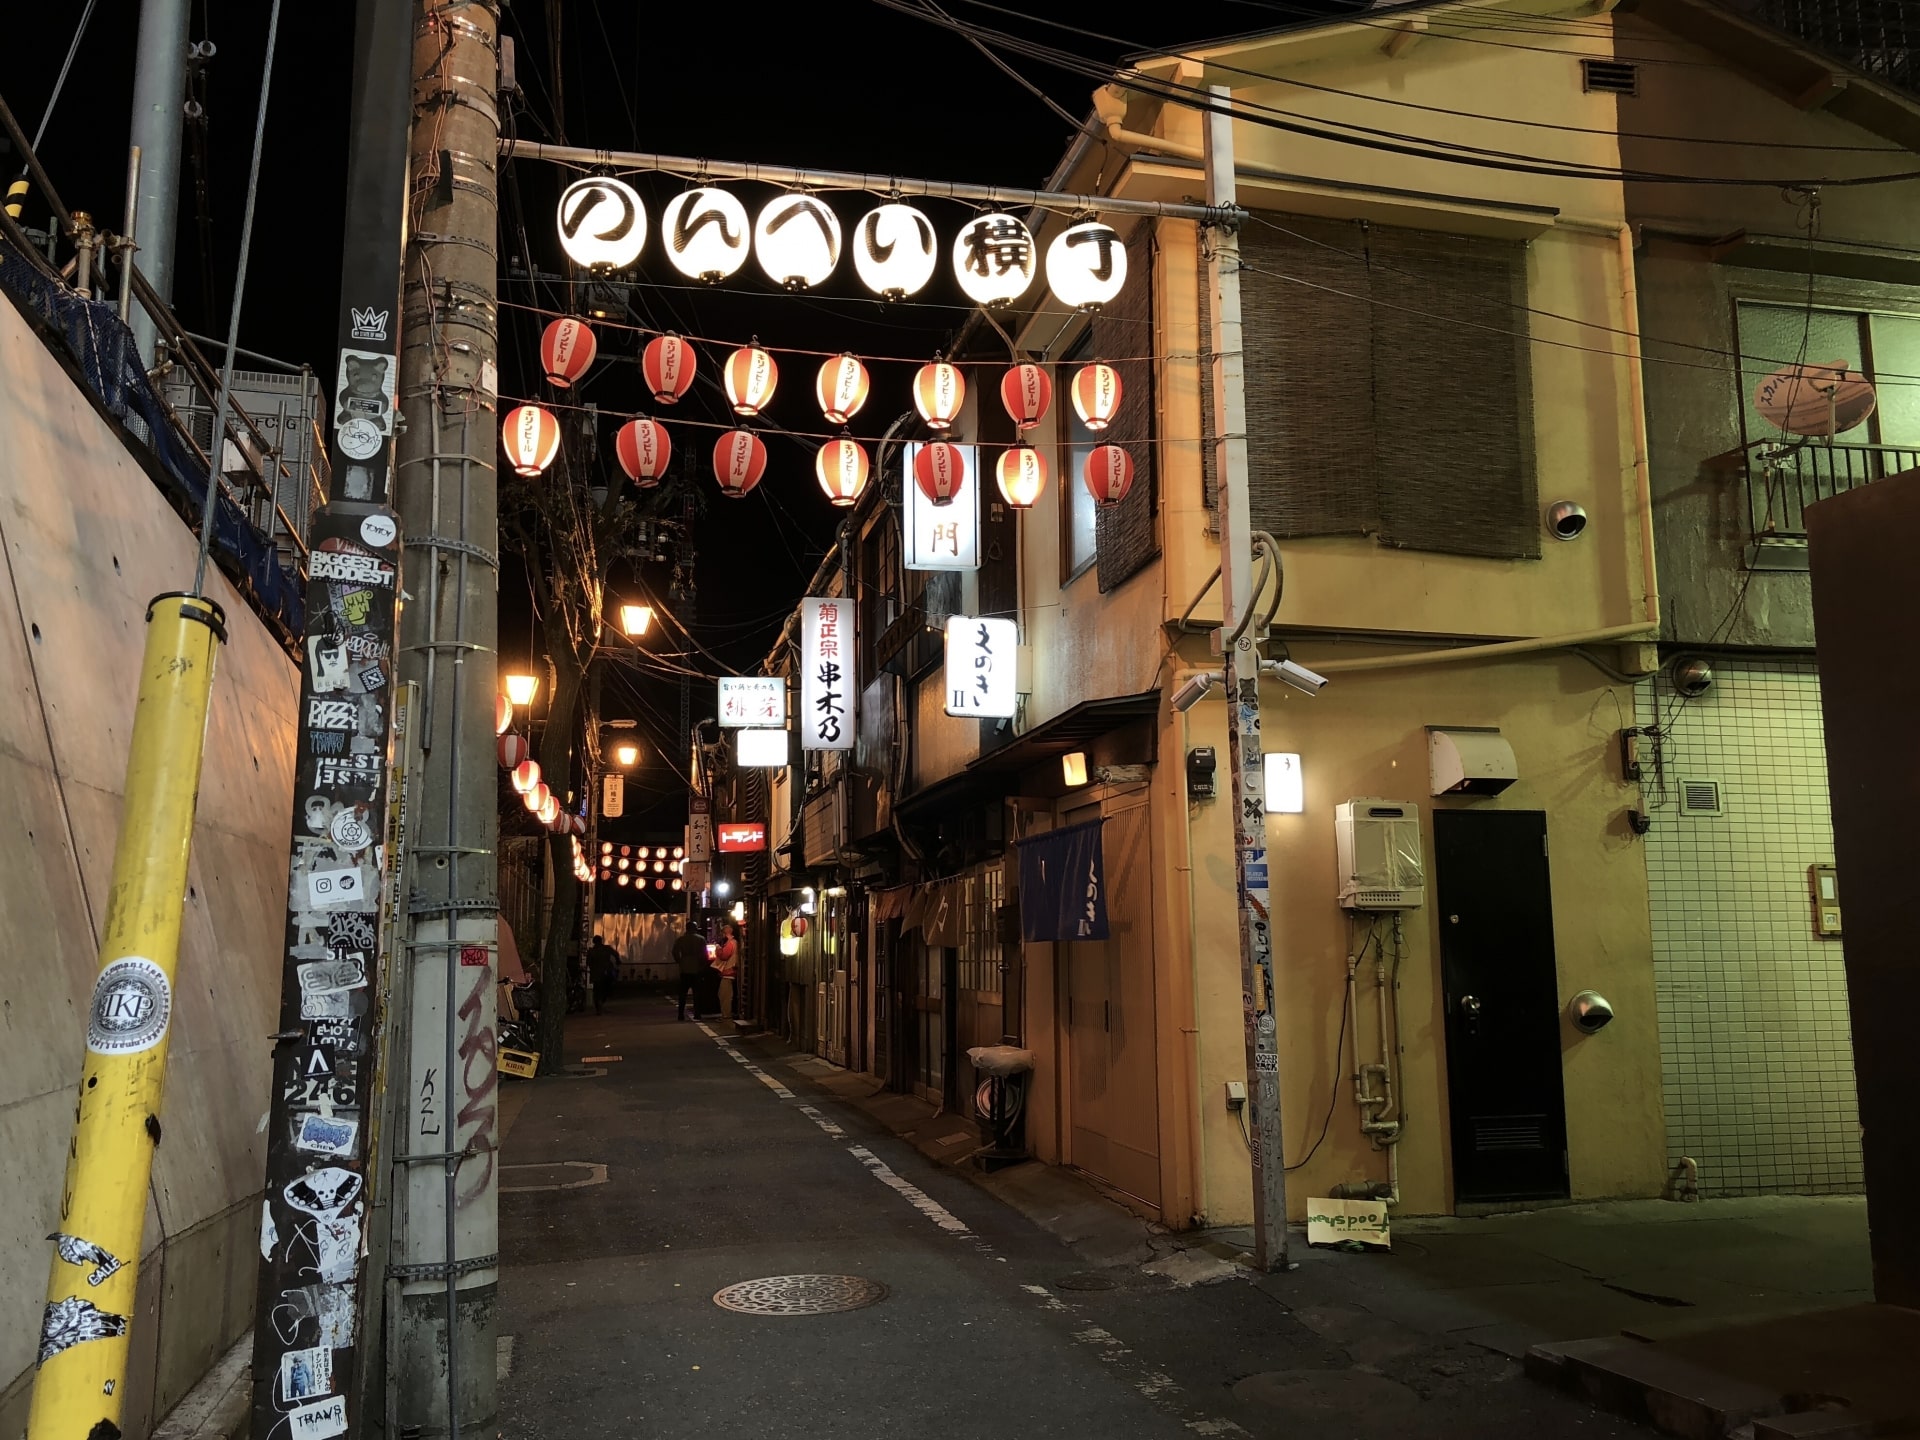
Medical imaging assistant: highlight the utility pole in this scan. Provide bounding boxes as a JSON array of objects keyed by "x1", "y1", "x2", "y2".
[
  {"x1": 1203, "y1": 86, "x2": 1287, "y2": 1271},
  {"x1": 127, "y1": 0, "x2": 190, "y2": 363},
  {"x1": 391, "y1": 0, "x2": 501, "y2": 1432}
]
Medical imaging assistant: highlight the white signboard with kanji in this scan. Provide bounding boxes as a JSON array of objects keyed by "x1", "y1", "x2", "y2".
[
  {"x1": 717, "y1": 675, "x2": 786, "y2": 728},
  {"x1": 904, "y1": 442, "x2": 979, "y2": 572},
  {"x1": 943, "y1": 615, "x2": 1018, "y2": 718},
  {"x1": 800, "y1": 597, "x2": 855, "y2": 751}
]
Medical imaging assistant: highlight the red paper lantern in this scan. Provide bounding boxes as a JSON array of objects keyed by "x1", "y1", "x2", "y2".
[
  {"x1": 712, "y1": 429, "x2": 768, "y2": 498},
  {"x1": 995, "y1": 446, "x2": 1047, "y2": 509},
  {"x1": 512, "y1": 759, "x2": 542, "y2": 794},
  {"x1": 815, "y1": 354, "x2": 870, "y2": 426},
  {"x1": 816, "y1": 438, "x2": 870, "y2": 508},
  {"x1": 1083, "y1": 444, "x2": 1135, "y2": 507},
  {"x1": 615, "y1": 418, "x2": 671, "y2": 485},
  {"x1": 496, "y1": 694, "x2": 514, "y2": 736},
  {"x1": 913, "y1": 441, "x2": 967, "y2": 507},
  {"x1": 501, "y1": 405, "x2": 560, "y2": 477},
  {"x1": 642, "y1": 334, "x2": 697, "y2": 404},
  {"x1": 1071, "y1": 362, "x2": 1123, "y2": 432},
  {"x1": 540, "y1": 317, "x2": 597, "y2": 388},
  {"x1": 524, "y1": 781, "x2": 549, "y2": 813},
  {"x1": 723, "y1": 344, "x2": 778, "y2": 416},
  {"x1": 537, "y1": 793, "x2": 561, "y2": 826},
  {"x1": 791, "y1": 914, "x2": 809, "y2": 938},
  {"x1": 912, "y1": 361, "x2": 965, "y2": 431},
  {"x1": 1000, "y1": 363, "x2": 1051, "y2": 431},
  {"x1": 569, "y1": 813, "x2": 587, "y2": 836},
  {"x1": 498, "y1": 731, "x2": 529, "y2": 768}
]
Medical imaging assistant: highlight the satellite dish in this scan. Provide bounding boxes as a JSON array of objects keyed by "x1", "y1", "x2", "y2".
[{"x1": 1753, "y1": 360, "x2": 1877, "y2": 437}]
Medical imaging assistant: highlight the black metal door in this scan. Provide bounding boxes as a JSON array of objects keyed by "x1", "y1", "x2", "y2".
[{"x1": 1433, "y1": 809, "x2": 1570, "y2": 1204}]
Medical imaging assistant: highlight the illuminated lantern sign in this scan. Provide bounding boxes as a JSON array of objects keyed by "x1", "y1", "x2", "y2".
[
  {"x1": 913, "y1": 440, "x2": 966, "y2": 507},
  {"x1": 502, "y1": 405, "x2": 560, "y2": 476},
  {"x1": 1071, "y1": 362, "x2": 1122, "y2": 431},
  {"x1": 944, "y1": 614, "x2": 1019, "y2": 718},
  {"x1": 712, "y1": 429, "x2": 768, "y2": 498},
  {"x1": 853, "y1": 202, "x2": 937, "y2": 299},
  {"x1": 716, "y1": 822, "x2": 767, "y2": 852},
  {"x1": 995, "y1": 446, "x2": 1046, "y2": 509},
  {"x1": 642, "y1": 334, "x2": 697, "y2": 404},
  {"x1": 1085, "y1": 444, "x2": 1135, "y2": 507},
  {"x1": 1046, "y1": 221, "x2": 1127, "y2": 310},
  {"x1": 615, "y1": 418, "x2": 671, "y2": 486},
  {"x1": 800, "y1": 596, "x2": 855, "y2": 751},
  {"x1": 1000, "y1": 363, "x2": 1051, "y2": 431},
  {"x1": 717, "y1": 675, "x2": 786, "y2": 728},
  {"x1": 952, "y1": 212, "x2": 1035, "y2": 307},
  {"x1": 724, "y1": 344, "x2": 778, "y2": 416},
  {"x1": 816, "y1": 354, "x2": 870, "y2": 425},
  {"x1": 912, "y1": 360, "x2": 965, "y2": 431},
  {"x1": 755, "y1": 193, "x2": 841, "y2": 289},
  {"x1": 556, "y1": 176, "x2": 647, "y2": 270},
  {"x1": 540, "y1": 317, "x2": 597, "y2": 388},
  {"x1": 661, "y1": 187, "x2": 750, "y2": 282},
  {"x1": 903, "y1": 442, "x2": 978, "y2": 572},
  {"x1": 735, "y1": 728, "x2": 789, "y2": 768},
  {"x1": 815, "y1": 438, "x2": 869, "y2": 508}
]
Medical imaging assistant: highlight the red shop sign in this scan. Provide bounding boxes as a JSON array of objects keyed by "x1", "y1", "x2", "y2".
[{"x1": 716, "y1": 823, "x2": 767, "y2": 853}]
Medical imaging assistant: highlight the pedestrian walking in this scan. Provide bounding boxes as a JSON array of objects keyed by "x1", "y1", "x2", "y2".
[
  {"x1": 672, "y1": 919, "x2": 707, "y2": 1022},
  {"x1": 586, "y1": 932, "x2": 618, "y2": 1014},
  {"x1": 712, "y1": 923, "x2": 740, "y2": 1020}
]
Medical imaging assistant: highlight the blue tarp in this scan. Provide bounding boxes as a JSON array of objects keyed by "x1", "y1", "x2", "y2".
[{"x1": 1013, "y1": 818, "x2": 1110, "y2": 943}]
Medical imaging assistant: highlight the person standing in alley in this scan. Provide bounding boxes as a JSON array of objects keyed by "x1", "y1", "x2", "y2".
[
  {"x1": 673, "y1": 918, "x2": 706, "y2": 1022},
  {"x1": 586, "y1": 932, "x2": 618, "y2": 1014},
  {"x1": 711, "y1": 922, "x2": 740, "y2": 1020}
]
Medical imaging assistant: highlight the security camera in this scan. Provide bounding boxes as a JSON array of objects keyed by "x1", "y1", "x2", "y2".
[
  {"x1": 1568, "y1": 990, "x2": 1614, "y2": 1034},
  {"x1": 1171, "y1": 670, "x2": 1220, "y2": 713},
  {"x1": 1546, "y1": 501, "x2": 1588, "y2": 541},
  {"x1": 1672, "y1": 657, "x2": 1713, "y2": 698},
  {"x1": 1263, "y1": 658, "x2": 1330, "y2": 696}
]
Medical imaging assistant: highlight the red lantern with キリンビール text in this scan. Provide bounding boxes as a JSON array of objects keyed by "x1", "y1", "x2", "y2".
[
  {"x1": 524, "y1": 781, "x2": 549, "y2": 813},
  {"x1": 1070, "y1": 362, "x2": 1122, "y2": 432},
  {"x1": 615, "y1": 418, "x2": 671, "y2": 486},
  {"x1": 912, "y1": 360, "x2": 965, "y2": 431},
  {"x1": 1083, "y1": 444, "x2": 1134, "y2": 507},
  {"x1": 512, "y1": 759, "x2": 542, "y2": 794},
  {"x1": 913, "y1": 441, "x2": 967, "y2": 507},
  {"x1": 815, "y1": 354, "x2": 870, "y2": 426},
  {"x1": 641, "y1": 334, "x2": 697, "y2": 404},
  {"x1": 501, "y1": 405, "x2": 560, "y2": 477},
  {"x1": 723, "y1": 343, "x2": 778, "y2": 416},
  {"x1": 712, "y1": 429, "x2": 768, "y2": 498},
  {"x1": 540, "y1": 316, "x2": 597, "y2": 388},
  {"x1": 995, "y1": 446, "x2": 1047, "y2": 509},
  {"x1": 816, "y1": 437, "x2": 870, "y2": 508},
  {"x1": 498, "y1": 731, "x2": 530, "y2": 768},
  {"x1": 999, "y1": 363, "x2": 1051, "y2": 431}
]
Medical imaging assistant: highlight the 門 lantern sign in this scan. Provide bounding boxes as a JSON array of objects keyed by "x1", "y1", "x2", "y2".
[
  {"x1": 1000, "y1": 363, "x2": 1051, "y2": 431},
  {"x1": 816, "y1": 354, "x2": 870, "y2": 425},
  {"x1": 540, "y1": 317, "x2": 597, "y2": 388},
  {"x1": 642, "y1": 334, "x2": 697, "y2": 405},
  {"x1": 995, "y1": 446, "x2": 1047, "y2": 509},
  {"x1": 914, "y1": 440, "x2": 967, "y2": 507},
  {"x1": 755, "y1": 193, "x2": 842, "y2": 289},
  {"x1": 912, "y1": 360, "x2": 965, "y2": 431},
  {"x1": 815, "y1": 438, "x2": 870, "y2": 508},
  {"x1": 724, "y1": 344, "x2": 779, "y2": 416},
  {"x1": 556, "y1": 175, "x2": 647, "y2": 270},
  {"x1": 712, "y1": 429, "x2": 769, "y2": 498},
  {"x1": 952, "y1": 212, "x2": 1036, "y2": 307},
  {"x1": 615, "y1": 417, "x2": 672, "y2": 486},
  {"x1": 661, "y1": 187, "x2": 750, "y2": 283},
  {"x1": 853, "y1": 202, "x2": 938, "y2": 299},
  {"x1": 502, "y1": 405, "x2": 560, "y2": 476},
  {"x1": 1084, "y1": 444, "x2": 1135, "y2": 506},
  {"x1": 1046, "y1": 221, "x2": 1127, "y2": 310},
  {"x1": 1071, "y1": 362, "x2": 1123, "y2": 432}
]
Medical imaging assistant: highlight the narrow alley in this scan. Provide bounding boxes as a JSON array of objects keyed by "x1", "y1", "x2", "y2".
[{"x1": 494, "y1": 999, "x2": 1654, "y2": 1440}]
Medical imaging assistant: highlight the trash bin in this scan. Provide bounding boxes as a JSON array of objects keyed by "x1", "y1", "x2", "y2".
[{"x1": 967, "y1": 1044, "x2": 1035, "y2": 1171}]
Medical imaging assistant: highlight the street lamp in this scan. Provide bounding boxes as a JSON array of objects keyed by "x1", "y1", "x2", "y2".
[
  {"x1": 503, "y1": 672, "x2": 539, "y2": 706},
  {"x1": 619, "y1": 603, "x2": 653, "y2": 638},
  {"x1": 613, "y1": 741, "x2": 640, "y2": 768}
]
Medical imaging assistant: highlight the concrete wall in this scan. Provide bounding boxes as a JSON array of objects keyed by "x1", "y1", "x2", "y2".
[{"x1": 0, "y1": 295, "x2": 299, "y2": 1435}]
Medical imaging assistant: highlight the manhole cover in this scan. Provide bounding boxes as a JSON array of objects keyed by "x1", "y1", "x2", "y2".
[
  {"x1": 1054, "y1": 1272, "x2": 1118, "y2": 1292},
  {"x1": 712, "y1": 1275, "x2": 888, "y2": 1316}
]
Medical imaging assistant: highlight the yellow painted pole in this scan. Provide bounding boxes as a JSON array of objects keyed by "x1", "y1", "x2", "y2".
[{"x1": 27, "y1": 592, "x2": 225, "y2": 1440}]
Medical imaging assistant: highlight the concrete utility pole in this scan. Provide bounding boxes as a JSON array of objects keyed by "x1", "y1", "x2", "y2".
[
  {"x1": 391, "y1": 0, "x2": 501, "y2": 1431},
  {"x1": 1203, "y1": 85, "x2": 1288, "y2": 1271},
  {"x1": 127, "y1": 0, "x2": 190, "y2": 363}
]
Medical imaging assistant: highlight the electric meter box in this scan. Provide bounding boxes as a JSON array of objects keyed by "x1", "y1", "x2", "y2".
[{"x1": 1335, "y1": 799, "x2": 1426, "y2": 910}]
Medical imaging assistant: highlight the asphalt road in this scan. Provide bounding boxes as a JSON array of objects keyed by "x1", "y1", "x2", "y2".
[{"x1": 495, "y1": 998, "x2": 1650, "y2": 1440}]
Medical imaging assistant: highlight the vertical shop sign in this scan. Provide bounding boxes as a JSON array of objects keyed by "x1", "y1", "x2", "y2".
[
  {"x1": 800, "y1": 597, "x2": 855, "y2": 751},
  {"x1": 943, "y1": 615, "x2": 1018, "y2": 718}
]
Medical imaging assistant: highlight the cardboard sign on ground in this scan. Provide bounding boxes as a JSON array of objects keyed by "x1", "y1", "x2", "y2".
[{"x1": 1306, "y1": 1198, "x2": 1391, "y2": 1249}]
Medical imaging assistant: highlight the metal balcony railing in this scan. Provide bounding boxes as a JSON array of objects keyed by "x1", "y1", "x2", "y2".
[
  {"x1": 1740, "y1": 438, "x2": 1920, "y2": 556},
  {"x1": 1731, "y1": 0, "x2": 1920, "y2": 93}
]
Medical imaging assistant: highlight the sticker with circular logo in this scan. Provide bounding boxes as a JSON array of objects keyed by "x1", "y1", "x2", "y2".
[
  {"x1": 329, "y1": 808, "x2": 374, "y2": 852},
  {"x1": 85, "y1": 957, "x2": 172, "y2": 1056},
  {"x1": 359, "y1": 514, "x2": 397, "y2": 549},
  {"x1": 337, "y1": 418, "x2": 383, "y2": 461}
]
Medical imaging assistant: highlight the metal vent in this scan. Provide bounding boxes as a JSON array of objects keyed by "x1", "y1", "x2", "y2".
[
  {"x1": 1474, "y1": 1115, "x2": 1547, "y2": 1152},
  {"x1": 1582, "y1": 59, "x2": 1639, "y2": 95},
  {"x1": 1680, "y1": 778, "x2": 1724, "y2": 816}
]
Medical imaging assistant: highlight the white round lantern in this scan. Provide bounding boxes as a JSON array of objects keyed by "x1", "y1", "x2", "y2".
[
  {"x1": 755, "y1": 193, "x2": 842, "y2": 289},
  {"x1": 951, "y1": 211, "x2": 1036, "y2": 307},
  {"x1": 912, "y1": 361, "x2": 965, "y2": 432},
  {"x1": 1070, "y1": 362, "x2": 1123, "y2": 432},
  {"x1": 660, "y1": 187, "x2": 750, "y2": 283},
  {"x1": 816, "y1": 438, "x2": 870, "y2": 508},
  {"x1": 556, "y1": 176, "x2": 647, "y2": 270},
  {"x1": 853, "y1": 202, "x2": 938, "y2": 299},
  {"x1": 816, "y1": 354, "x2": 871, "y2": 426},
  {"x1": 724, "y1": 344, "x2": 779, "y2": 416},
  {"x1": 501, "y1": 405, "x2": 560, "y2": 477},
  {"x1": 1046, "y1": 221, "x2": 1127, "y2": 310}
]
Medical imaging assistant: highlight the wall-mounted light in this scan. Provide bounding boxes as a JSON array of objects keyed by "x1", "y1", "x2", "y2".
[
  {"x1": 613, "y1": 741, "x2": 640, "y2": 768},
  {"x1": 1061, "y1": 751, "x2": 1089, "y2": 787},
  {"x1": 1263, "y1": 752, "x2": 1305, "y2": 814},
  {"x1": 799, "y1": 886, "x2": 817, "y2": 915},
  {"x1": 731, "y1": 901, "x2": 746, "y2": 923},
  {"x1": 714, "y1": 879, "x2": 733, "y2": 898},
  {"x1": 503, "y1": 673, "x2": 539, "y2": 706},
  {"x1": 619, "y1": 603, "x2": 653, "y2": 638}
]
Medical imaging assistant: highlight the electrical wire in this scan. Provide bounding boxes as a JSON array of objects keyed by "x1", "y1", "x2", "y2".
[{"x1": 28, "y1": 0, "x2": 99, "y2": 151}]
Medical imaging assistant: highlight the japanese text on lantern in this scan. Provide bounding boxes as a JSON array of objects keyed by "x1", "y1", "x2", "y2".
[
  {"x1": 944, "y1": 614, "x2": 1018, "y2": 719},
  {"x1": 801, "y1": 597, "x2": 856, "y2": 751}
]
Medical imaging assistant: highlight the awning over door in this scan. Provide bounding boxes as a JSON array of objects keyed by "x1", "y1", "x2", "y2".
[{"x1": 1012, "y1": 818, "x2": 1110, "y2": 942}]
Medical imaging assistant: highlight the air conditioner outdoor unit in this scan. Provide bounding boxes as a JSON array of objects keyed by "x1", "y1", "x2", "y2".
[{"x1": 1335, "y1": 799, "x2": 1426, "y2": 911}]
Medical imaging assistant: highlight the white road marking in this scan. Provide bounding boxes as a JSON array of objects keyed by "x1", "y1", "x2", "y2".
[{"x1": 847, "y1": 1146, "x2": 973, "y2": 1234}]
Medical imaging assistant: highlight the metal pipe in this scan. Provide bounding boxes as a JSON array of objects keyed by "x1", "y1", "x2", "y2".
[
  {"x1": 502, "y1": 138, "x2": 1246, "y2": 226},
  {"x1": 1618, "y1": 222, "x2": 1661, "y2": 632},
  {"x1": 127, "y1": 0, "x2": 192, "y2": 361},
  {"x1": 1310, "y1": 621, "x2": 1657, "y2": 674},
  {"x1": 118, "y1": 147, "x2": 141, "y2": 322}
]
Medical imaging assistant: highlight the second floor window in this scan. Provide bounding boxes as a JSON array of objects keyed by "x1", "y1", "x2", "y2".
[{"x1": 1736, "y1": 300, "x2": 1920, "y2": 452}]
